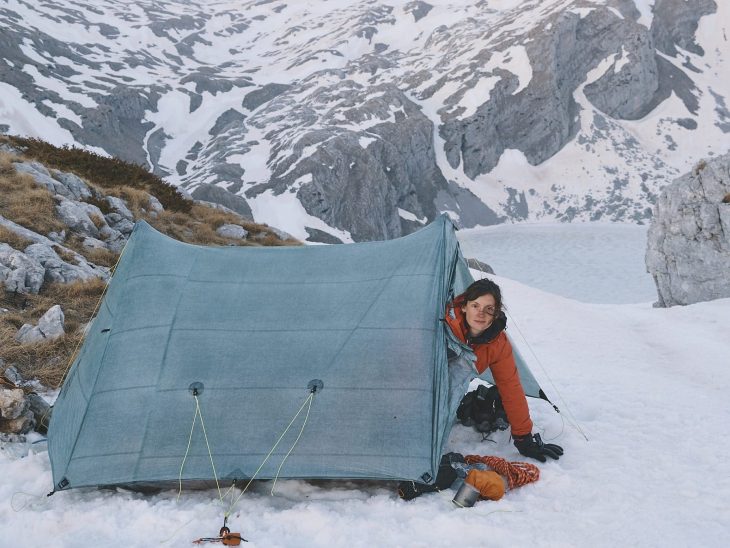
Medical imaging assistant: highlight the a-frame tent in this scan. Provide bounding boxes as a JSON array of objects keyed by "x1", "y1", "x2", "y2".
[{"x1": 48, "y1": 214, "x2": 544, "y2": 491}]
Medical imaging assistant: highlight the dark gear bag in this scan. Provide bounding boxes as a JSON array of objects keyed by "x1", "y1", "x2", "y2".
[{"x1": 456, "y1": 384, "x2": 509, "y2": 434}]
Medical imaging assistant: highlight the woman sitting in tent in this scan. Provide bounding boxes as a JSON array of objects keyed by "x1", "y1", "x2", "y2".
[{"x1": 445, "y1": 278, "x2": 564, "y2": 462}]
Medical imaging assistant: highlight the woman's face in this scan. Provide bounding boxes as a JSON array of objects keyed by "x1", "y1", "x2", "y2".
[{"x1": 461, "y1": 293, "x2": 497, "y2": 337}]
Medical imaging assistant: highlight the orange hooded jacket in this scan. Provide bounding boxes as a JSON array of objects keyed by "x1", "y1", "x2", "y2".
[{"x1": 445, "y1": 301, "x2": 533, "y2": 437}]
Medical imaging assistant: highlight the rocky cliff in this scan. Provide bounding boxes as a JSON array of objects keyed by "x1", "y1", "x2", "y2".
[{"x1": 646, "y1": 151, "x2": 730, "y2": 306}]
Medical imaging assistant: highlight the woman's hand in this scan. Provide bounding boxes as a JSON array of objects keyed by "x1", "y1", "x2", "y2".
[{"x1": 513, "y1": 433, "x2": 563, "y2": 462}]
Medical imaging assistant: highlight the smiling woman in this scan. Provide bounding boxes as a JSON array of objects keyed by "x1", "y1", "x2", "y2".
[
  {"x1": 459, "y1": 278, "x2": 502, "y2": 337},
  {"x1": 444, "y1": 277, "x2": 564, "y2": 462},
  {"x1": 463, "y1": 294, "x2": 497, "y2": 336}
]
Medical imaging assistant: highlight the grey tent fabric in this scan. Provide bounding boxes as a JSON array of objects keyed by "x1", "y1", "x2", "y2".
[{"x1": 47, "y1": 214, "x2": 544, "y2": 491}]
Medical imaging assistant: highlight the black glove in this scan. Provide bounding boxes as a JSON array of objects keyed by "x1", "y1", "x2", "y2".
[
  {"x1": 397, "y1": 480, "x2": 425, "y2": 500},
  {"x1": 513, "y1": 433, "x2": 564, "y2": 462},
  {"x1": 443, "y1": 452, "x2": 466, "y2": 466},
  {"x1": 397, "y1": 455, "x2": 457, "y2": 500},
  {"x1": 434, "y1": 457, "x2": 457, "y2": 490}
]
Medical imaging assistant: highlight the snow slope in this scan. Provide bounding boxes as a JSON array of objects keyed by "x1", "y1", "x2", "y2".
[{"x1": 1, "y1": 225, "x2": 729, "y2": 547}]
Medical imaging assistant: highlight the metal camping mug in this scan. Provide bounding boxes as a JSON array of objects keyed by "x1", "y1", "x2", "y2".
[{"x1": 452, "y1": 481, "x2": 481, "y2": 508}]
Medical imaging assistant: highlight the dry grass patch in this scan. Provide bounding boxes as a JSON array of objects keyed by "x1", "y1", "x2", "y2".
[
  {"x1": 145, "y1": 205, "x2": 297, "y2": 247},
  {"x1": 41, "y1": 278, "x2": 107, "y2": 332},
  {"x1": 2, "y1": 332, "x2": 83, "y2": 388},
  {"x1": 148, "y1": 206, "x2": 242, "y2": 246},
  {"x1": 0, "y1": 225, "x2": 34, "y2": 251},
  {"x1": 0, "y1": 168, "x2": 66, "y2": 236},
  {"x1": 89, "y1": 213, "x2": 105, "y2": 230},
  {"x1": 0, "y1": 278, "x2": 106, "y2": 388},
  {"x1": 4, "y1": 135, "x2": 191, "y2": 213},
  {"x1": 52, "y1": 244, "x2": 79, "y2": 265},
  {"x1": 82, "y1": 192, "x2": 114, "y2": 215},
  {"x1": 146, "y1": 210, "x2": 197, "y2": 242},
  {"x1": 255, "y1": 232, "x2": 300, "y2": 247},
  {"x1": 84, "y1": 247, "x2": 119, "y2": 268},
  {"x1": 114, "y1": 186, "x2": 154, "y2": 217},
  {"x1": 61, "y1": 234, "x2": 119, "y2": 268},
  {"x1": 191, "y1": 204, "x2": 245, "y2": 229},
  {"x1": 0, "y1": 309, "x2": 26, "y2": 331},
  {"x1": 1, "y1": 278, "x2": 105, "y2": 326},
  {"x1": 0, "y1": 152, "x2": 16, "y2": 175}
]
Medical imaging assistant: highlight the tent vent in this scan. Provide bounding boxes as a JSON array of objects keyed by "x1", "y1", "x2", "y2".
[
  {"x1": 307, "y1": 379, "x2": 324, "y2": 393},
  {"x1": 188, "y1": 382, "x2": 204, "y2": 396}
]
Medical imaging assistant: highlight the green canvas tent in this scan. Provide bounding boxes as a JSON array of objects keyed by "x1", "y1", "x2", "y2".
[{"x1": 47, "y1": 214, "x2": 544, "y2": 492}]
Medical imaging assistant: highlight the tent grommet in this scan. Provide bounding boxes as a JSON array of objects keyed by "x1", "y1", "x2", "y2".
[
  {"x1": 307, "y1": 379, "x2": 324, "y2": 393},
  {"x1": 188, "y1": 382, "x2": 204, "y2": 396}
]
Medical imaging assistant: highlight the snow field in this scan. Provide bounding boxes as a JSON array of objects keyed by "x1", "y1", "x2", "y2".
[{"x1": 2, "y1": 225, "x2": 729, "y2": 547}]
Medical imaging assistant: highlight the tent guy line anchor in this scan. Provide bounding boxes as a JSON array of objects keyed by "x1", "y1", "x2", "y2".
[
  {"x1": 175, "y1": 380, "x2": 323, "y2": 543},
  {"x1": 178, "y1": 382, "x2": 223, "y2": 504},
  {"x1": 226, "y1": 379, "x2": 323, "y2": 510},
  {"x1": 269, "y1": 381, "x2": 319, "y2": 495}
]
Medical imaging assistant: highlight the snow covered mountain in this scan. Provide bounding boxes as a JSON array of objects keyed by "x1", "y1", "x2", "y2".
[{"x1": 1, "y1": 0, "x2": 728, "y2": 242}]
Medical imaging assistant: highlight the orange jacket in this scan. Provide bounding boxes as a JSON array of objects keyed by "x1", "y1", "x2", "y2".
[{"x1": 445, "y1": 302, "x2": 533, "y2": 437}]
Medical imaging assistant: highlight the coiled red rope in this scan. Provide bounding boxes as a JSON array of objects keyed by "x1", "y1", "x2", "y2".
[{"x1": 464, "y1": 455, "x2": 540, "y2": 490}]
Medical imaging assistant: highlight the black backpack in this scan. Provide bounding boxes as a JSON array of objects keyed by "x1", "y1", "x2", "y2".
[{"x1": 456, "y1": 384, "x2": 509, "y2": 434}]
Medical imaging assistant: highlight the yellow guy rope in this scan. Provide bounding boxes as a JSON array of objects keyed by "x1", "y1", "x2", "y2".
[
  {"x1": 270, "y1": 391, "x2": 315, "y2": 495},
  {"x1": 175, "y1": 389, "x2": 317, "y2": 524},
  {"x1": 224, "y1": 391, "x2": 315, "y2": 517},
  {"x1": 177, "y1": 395, "x2": 223, "y2": 504}
]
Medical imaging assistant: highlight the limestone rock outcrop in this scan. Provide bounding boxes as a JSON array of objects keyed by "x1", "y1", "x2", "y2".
[
  {"x1": 0, "y1": 366, "x2": 52, "y2": 435},
  {"x1": 646, "y1": 152, "x2": 730, "y2": 306},
  {"x1": 15, "y1": 304, "x2": 66, "y2": 344}
]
